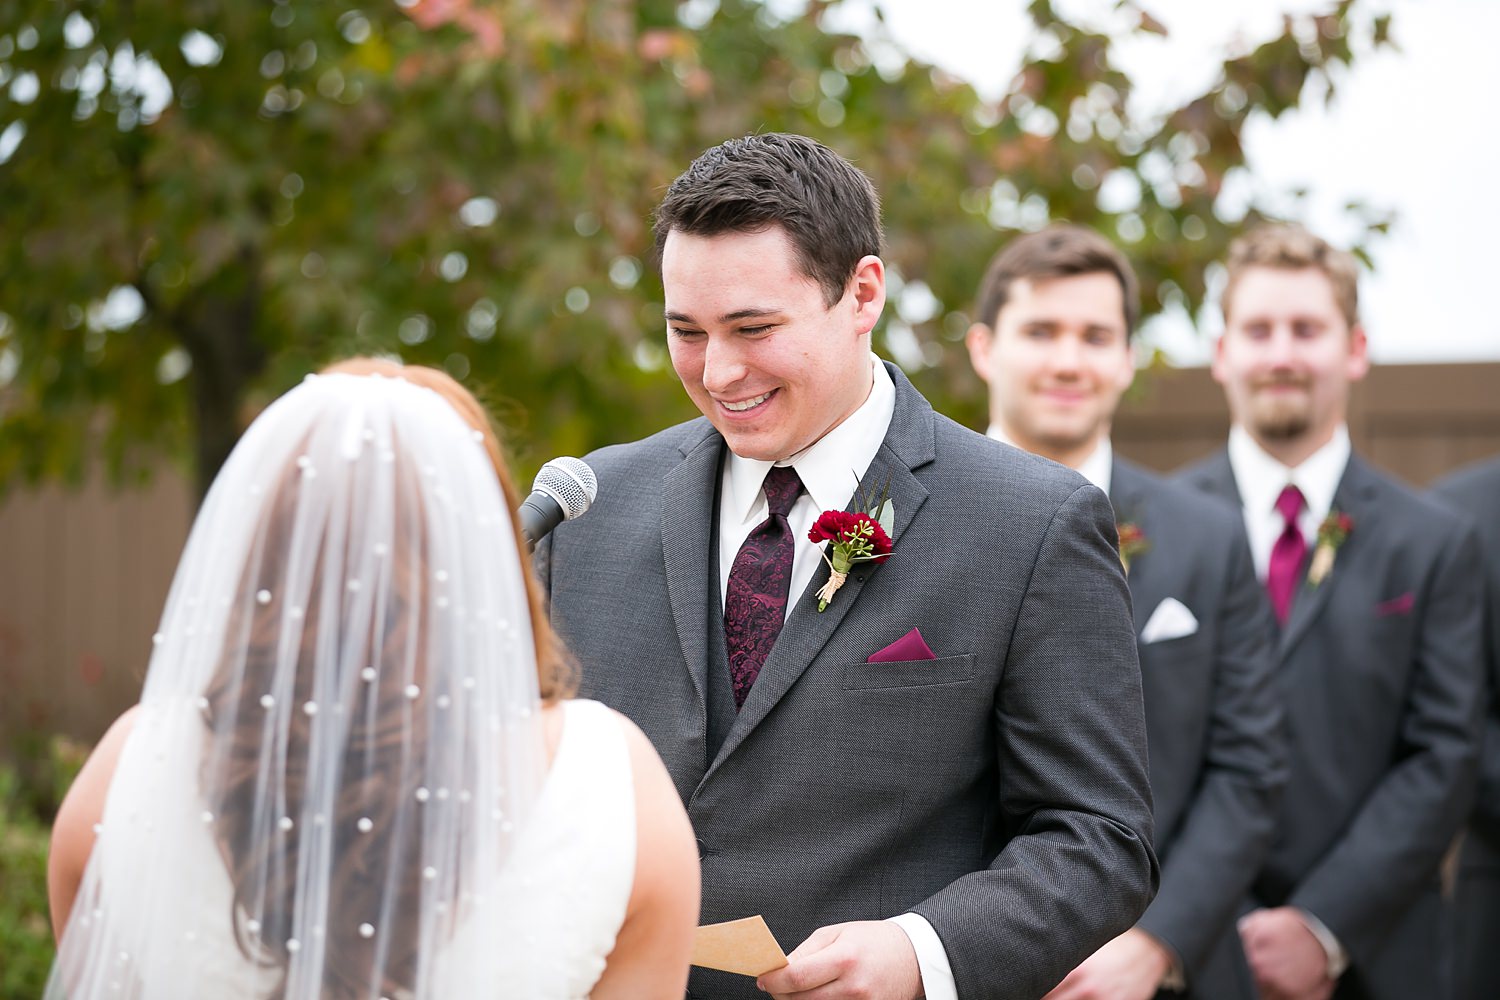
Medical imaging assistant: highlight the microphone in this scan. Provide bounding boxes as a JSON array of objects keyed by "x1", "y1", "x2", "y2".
[{"x1": 519, "y1": 457, "x2": 598, "y2": 551}]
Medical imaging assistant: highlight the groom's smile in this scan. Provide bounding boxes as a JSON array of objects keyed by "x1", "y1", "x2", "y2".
[
  {"x1": 661, "y1": 224, "x2": 883, "y2": 462},
  {"x1": 717, "y1": 388, "x2": 777, "y2": 413}
]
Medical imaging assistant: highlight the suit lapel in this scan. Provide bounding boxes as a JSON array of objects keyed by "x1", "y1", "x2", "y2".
[
  {"x1": 704, "y1": 363, "x2": 936, "y2": 777},
  {"x1": 1279, "y1": 455, "x2": 1380, "y2": 656},
  {"x1": 660, "y1": 424, "x2": 725, "y2": 712}
]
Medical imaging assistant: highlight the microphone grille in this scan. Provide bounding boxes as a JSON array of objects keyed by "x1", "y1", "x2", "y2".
[{"x1": 532, "y1": 457, "x2": 598, "y2": 521}]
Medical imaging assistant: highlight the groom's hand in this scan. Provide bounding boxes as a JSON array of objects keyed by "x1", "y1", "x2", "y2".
[{"x1": 756, "y1": 920, "x2": 922, "y2": 1000}]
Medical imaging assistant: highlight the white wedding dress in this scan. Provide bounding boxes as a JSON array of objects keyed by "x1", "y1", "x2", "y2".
[
  {"x1": 76, "y1": 697, "x2": 636, "y2": 999},
  {"x1": 436, "y1": 698, "x2": 638, "y2": 997}
]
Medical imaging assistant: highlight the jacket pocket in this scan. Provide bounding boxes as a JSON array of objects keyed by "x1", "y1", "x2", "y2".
[{"x1": 842, "y1": 653, "x2": 976, "y2": 691}]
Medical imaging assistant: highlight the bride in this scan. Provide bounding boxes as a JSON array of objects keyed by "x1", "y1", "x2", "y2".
[{"x1": 45, "y1": 359, "x2": 699, "y2": 998}]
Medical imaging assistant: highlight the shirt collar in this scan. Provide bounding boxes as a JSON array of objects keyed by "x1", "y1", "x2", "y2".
[
  {"x1": 724, "y1": 355, "x2": 896, "y2": 527},
  {"x1": 985, "y1": 424, "x2": 1113, "y2": 495},
  {"x1": 1228, "y1": 423, "x2": 1351, "y2": 522}
]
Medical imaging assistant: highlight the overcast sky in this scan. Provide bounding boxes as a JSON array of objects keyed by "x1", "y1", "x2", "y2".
[{"x1": 820, "y1": 0, "x2": 1500, "y2": 365}]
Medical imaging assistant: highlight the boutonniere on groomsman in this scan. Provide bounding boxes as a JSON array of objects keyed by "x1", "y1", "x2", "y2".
[
  {"x1": 1308, "y1": 509, "x2": 1353, "y2": 586},
  {"x1": 1116, "y1": 521, "x2": 1149, "y2": 575}
]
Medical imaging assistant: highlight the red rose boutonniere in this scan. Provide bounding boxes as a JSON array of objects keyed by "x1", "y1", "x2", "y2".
[
  {"x1": 1309, "y1": 509, "x2": 1354, "y2": 586},
  {"x1": 808, "y1": 484, "x2": 895, "y2": 612},
  {"x1": 1117, "y1": 522, "x2": 1149, "y2": 574}
]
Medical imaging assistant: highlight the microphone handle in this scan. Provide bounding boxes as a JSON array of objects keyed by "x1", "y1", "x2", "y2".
[{"x1": 519, "y1": 492, "x2": 566, "y2": 553}]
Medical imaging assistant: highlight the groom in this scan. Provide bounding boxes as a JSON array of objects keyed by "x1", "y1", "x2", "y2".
[{"x1": 539, "y1": 133, "x2": 1157, "y2": 1000}]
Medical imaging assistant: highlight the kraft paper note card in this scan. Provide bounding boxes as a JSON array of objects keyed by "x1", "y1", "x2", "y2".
[{"x1": 691, "y1": 915, "x2": 788, "y2": 977}]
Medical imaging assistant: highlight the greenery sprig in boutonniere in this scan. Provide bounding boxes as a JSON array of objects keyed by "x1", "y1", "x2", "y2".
[
  {"x1": 808, "y1": 480, "x2": 895, "y2": 611},
  {"x1": 1117, "y1": 522, "x2": 1149, "y2": 574},
  {"x1": 1308, "y1": 509, "x2": 1354, "y2": 586}
]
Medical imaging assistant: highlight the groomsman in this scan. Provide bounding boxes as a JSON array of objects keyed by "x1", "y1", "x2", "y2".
[
  {"x1": 540, "y1": 134, "x2": 1158, "y2": 1000},
  {"x1": 1431, "y1": 456, "x2": 1500, "y2": 1000},
  {"x1": 1180, "y1": 223, "x2": 1485, "y2": 1000},
  {"x1": 965, "y1": 224, "x2": 1284, "y2": 999}
]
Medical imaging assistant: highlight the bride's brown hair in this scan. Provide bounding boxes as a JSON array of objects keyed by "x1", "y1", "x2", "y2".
[
  {"x1": 320, "y1": 357, "x2": 570, "y2": 701},
  {"x1": 202, "y1": 359, "x2": 571, "y2": 997}
]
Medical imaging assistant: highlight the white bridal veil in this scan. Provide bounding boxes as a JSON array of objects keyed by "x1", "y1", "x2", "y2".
[{"x1": 47, "y1": 371, "x2": 546, "y2": 999}]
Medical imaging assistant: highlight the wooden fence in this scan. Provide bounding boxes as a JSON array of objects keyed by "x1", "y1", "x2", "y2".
[
  {"x1": 1113, "y1": 361, "x2": 1500, "y2": 480},
  {"x1": 0, "y1": 473, "x2": 192, "y2": 749}
]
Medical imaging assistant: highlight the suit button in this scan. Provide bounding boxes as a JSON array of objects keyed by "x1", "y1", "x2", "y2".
[{"x1": 696, "y1": 836, "x2": 711, "y2": 858}]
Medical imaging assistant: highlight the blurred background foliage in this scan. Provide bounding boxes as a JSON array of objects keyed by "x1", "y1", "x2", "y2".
[
  {"x1": 0, "y1": 0, "x2": 1391, "y2": 501},
  {"x1": 0, "y1": 735, "x2": 84, "y2": 997}
]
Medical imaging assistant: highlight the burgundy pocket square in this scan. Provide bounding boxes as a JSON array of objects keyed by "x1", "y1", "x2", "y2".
[
  {"x1": 867, "y1": 627, "x2": 937, "y2": 663},
  {"x1": 1376, "y1": 592, "x2": 1415, "y2": 617}
]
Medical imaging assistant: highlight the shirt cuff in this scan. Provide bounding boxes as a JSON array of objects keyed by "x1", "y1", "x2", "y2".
[
  {"x1": 887, "y1": 912, "x2": 955, "y2": 1000},
  {"x1": 1294, "y1": 908, "x2": 1349, "y2": 979}
]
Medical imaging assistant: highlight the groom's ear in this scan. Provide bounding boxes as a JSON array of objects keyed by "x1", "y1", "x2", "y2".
[{"x1": 850, "y1": 255, "x2": 885, "y2": 335}]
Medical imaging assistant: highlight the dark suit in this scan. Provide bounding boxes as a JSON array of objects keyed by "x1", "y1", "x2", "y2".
[
  {"x1": 1432, "y1": 457, "x2": 1500, "y2": 1000},
  {"x1": 1180, "y1": 450, "x2": 1485, "y2": 1000},
  {"x1": 1109, "y1": 458, "x2": 1284, "y2": 995},
  {"x1": 540, "y1": 364, "x2": 1158, "y2": 1000}
]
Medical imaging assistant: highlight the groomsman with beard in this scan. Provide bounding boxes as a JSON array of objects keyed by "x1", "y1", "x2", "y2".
[
  {"x1": 965, "y1": 224, "x2": 1285, "y2": 1000},
  {"x1": 1180, "y1": 223, "x2": 1484, "y2": 1000},
  {"x1": 540, "y1": 134, "x2": 1158, "y2": 1000},
  {"x1": 1431, "y1": 455, "x2": 1500, "y2": 1000}
]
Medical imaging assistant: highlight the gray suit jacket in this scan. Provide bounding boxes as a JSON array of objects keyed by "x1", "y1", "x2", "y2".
[
  {"x1": 1431, "y1": 456, "x2": 1500, "y2": 1000},
  {"x1": 1180, "y1": 450, "x2": 1485, "y2": 1000},
  {"x1": 1110, "y1": 458, "x2": 1284, "y2": 991},
  {"x1": 539, "y1": 364, "x2": 1158, "y2": 1000}
]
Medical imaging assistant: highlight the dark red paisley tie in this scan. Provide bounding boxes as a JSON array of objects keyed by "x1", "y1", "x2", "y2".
[{"x1": 724, "y1": 465, "x2": 803, "y2": 709}]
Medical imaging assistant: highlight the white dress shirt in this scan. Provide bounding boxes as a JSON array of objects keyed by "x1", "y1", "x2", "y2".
[
  {"x1": 985, "y1": 425, "x2": 1113, "y2": 495},
  {"x1": 1225, "y1": 422, "x2": 1352, "y2": 979},
  {"x1": 1226, "y1": 424, "x2": 1351, "y2": 580},
  {"x1": 717, "y1": 356, "x2": 957, "y2": 1000}
]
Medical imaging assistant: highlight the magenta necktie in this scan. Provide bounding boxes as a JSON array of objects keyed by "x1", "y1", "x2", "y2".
[
  {"x1": 724, "y1": 465, "x2": 803, "y2": 709},
  {"x1": 1266, "y1": 484, "x2": 1307, "y2": 626}
]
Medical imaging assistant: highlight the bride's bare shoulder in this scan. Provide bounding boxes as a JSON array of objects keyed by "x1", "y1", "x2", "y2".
[
  {"x1": 587, "y1": 704, "x2": 699, "y2": 999},
  {"x1": 48, "y1": 706, "x2": 141, "y2": 939}
]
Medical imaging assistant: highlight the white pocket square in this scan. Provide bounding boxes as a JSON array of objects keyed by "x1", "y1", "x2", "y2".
[{"x1": 1141, "y1": 597, "x2": 1199, "y2": 644}]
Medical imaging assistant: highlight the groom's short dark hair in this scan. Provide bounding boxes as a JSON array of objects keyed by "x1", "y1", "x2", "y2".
[{"x1": 652, "y1": 133, "x2": 884, "y2": 308}]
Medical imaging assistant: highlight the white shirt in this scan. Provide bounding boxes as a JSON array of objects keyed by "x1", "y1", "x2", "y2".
[
  {"x1": 1227, "y1": 424, "x2": 1351, "y2": 579},
  {"x1": 985, "y1": 425, "x2": 1113, "y2": 495},
  {"x1": 715, "y1": 355, "x2": 958, "y2": 1000}
]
